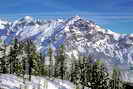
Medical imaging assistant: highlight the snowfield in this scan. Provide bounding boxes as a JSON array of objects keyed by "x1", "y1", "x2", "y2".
[{"x1": 0, "y1": 74, "x2": 75, "y2": 89}]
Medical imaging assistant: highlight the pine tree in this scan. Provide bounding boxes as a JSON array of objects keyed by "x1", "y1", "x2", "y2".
[
  {"x1": 9, "y1": 47, "x2": 13, "y2": 74},
  {"x1": 92, "y1": 60, "x2": 109, "y2": 89},
  {"x1": 70, "y1": 60, "x2": 75, "y2": 83},
  {"x1": 3, "y1": 45, "x2": 9, "y2": 74},
  {"x1": 40, "y1": 53, "x2": 45, "y2": 64},
  {"x1": 0, "y1": 58, "x2": 8, "y2": 74},
  {"x1": 22, "y1": 57, "x2": 26, "y2": 83},
  {"x1": 79, "y1": 56, "x2": 89, "y2": 89},
  {"x1": 39, "y1": 53, "x2": 48, "y2": 76},
  {"x1": 24, "y1": 40, "x2": 46, "y2": 80},
  {"x1": 58, "y1": 45, "x2": 66, "y2": 80},
  {"x1": 8, "y1": 39, "x2": 21, "y2": 75},
  {"x1": 13, "y1": 39, "x2": 19, "y2": 74},
  {"x1": 109, "y1": 68, "x2": 124, "y2": 89},
  {"x1": 0, "y1": 45, "x2": 8, "y2": 74},
  {"x1": 9, "y1": 46, "x2": 17, "y2": 74},
  {"x1": 82, "y1": 59, "x2": 110, "y2": 89},
  {"x1": 54, "y1": 45, "x2": 66, "y2": 80},
  {"x1": 24, "y1": 40, "x2": 34, "y2": 81},
  {"x1": 84, "y1": 56, "x2": 93, "y2": 88},
  {"x1": 70, "y1": 60, "x2": 81, "y2": 87},
  {"x1": 54, "y1": 52, "x2": 60, "y2": 78},
  {"x1": 48, "y1": 47, "x2": 53, "y2": 78}
]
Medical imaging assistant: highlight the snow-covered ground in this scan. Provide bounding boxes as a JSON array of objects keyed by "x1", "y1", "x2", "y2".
[{"x1": 0, "y1": 74, "x2": 75, "y2": 89}]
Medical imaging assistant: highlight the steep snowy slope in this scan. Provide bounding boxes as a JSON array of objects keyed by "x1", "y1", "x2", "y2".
[{"x1": 0, "y1": 16, "x2": 133, "y2": 82}]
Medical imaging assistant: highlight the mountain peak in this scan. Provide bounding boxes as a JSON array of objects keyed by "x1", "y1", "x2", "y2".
[
  {"x1": 72, "y1": 15, "x2": 81, "y2": 20},
  {"x1": 23, "y1": 16, "x2": 33, "y2": 20},
  {"x1": 19, "y1": 16, "x2": 33, "y2": 22},
  {"x1": 66, "y1": 16, "x2": 81, "y2": 25}
]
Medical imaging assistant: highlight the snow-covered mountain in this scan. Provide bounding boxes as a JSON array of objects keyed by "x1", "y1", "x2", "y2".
[{"x1": 0, "y1": 16, "x2": 133, "y2": 82}]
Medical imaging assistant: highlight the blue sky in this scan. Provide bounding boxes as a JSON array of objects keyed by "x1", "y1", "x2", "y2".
[{"x1": 0, "y1": 0, "x2": 133, "y2": 34}]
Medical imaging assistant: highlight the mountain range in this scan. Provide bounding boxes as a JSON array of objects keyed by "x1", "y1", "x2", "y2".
[{"x1": 0, "y1": 16, "x2": 133, "y2": 82}]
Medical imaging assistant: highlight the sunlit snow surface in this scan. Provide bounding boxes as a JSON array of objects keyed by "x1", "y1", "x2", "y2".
[{"x1": 0, "y1": 74, "x2": 75, "y2": 89}]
